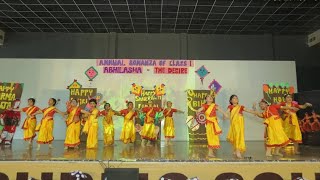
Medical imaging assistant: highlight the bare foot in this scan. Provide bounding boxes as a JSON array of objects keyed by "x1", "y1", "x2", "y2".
[
  {"x1": 64, "y1": 146, "x2": 68, "y2": 150},
  {"x1": 146, "y1": 142, "x2": 153, "y2": 147},
  {"x1": 49, "y1": 144, "x2": 53, "y2": 149},
  {"x1": 36, "y1": 146, "x2": 40, "y2": 151},
  {"x1": 266, "y1": 153, "x2": 272, "y2": 157},
  {"x1": 236, "y1": 152, "x2": 242, "y2": 159},
  {"x1": 208, "y1": 153, "x2": 216, "y2": 158},
  {"x1": 75, "y1": 146, "x2": 79, "y2": 149},
  {"x1": 274, "y1": 153, "x2": 283, "y2": 157}
]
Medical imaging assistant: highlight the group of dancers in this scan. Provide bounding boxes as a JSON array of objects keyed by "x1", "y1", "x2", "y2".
[
  {"x1": 2, "y1": 98, "x2": 184, "y2": 151},
  {"x1": 199, "y1": 94, "x2": 311, "y2": 158},
  {"x1": 0, "y1": 93, "x2": 312, "y2": 159}
]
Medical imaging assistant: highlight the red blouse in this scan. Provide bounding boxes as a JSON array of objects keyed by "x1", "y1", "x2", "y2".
[
  {"x1": 228, "y1": 105, "x2": 245, "y2": 114},
  {"x1": 67, "y1": 107, "x2": 81, "y2": 116},
  {"x1": 42, "y1": 107, "x2": 56, "y2": 117},
  {"x1": 262, "y1": 105, "x2": 281, "y2": 118},
  {"x1": 202, "y1": 104, "x2": 217, "y2": 117},
  {"x1": 22, "y1": 106, "x2": 40, "y2": 115},
  {"x1": 280, "y1": 102, "x2": 299, "y2": 113},
  {"x1": 142, "y1": 107, "x2": 162, "y2": 118},
  {"x1": 120, "y1": 109, "x2": 137, "y2": 120},
  {"x1": 163, "y1": 108, "x2": 177, "y2": 117}
]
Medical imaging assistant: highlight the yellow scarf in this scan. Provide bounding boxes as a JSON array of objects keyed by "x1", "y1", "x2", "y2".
[
  {"x1": 66, "y1": 107, "x2": 78, "y2": 126},
  {"x1": 124, "y1": 110, "x2": 134, "y2": 121},
  {"x1": 43, "y1": 106, "x2": 55, "y2": 119},
  {"x1": 205, "y1": 103, "x2": 216, "y2": 122},
  {"x1": 230, "y1": 105, "x2": 241, "y2": 121},
  {"x1": 146, "y1": 108, "x2": 154, "y2": 123}
]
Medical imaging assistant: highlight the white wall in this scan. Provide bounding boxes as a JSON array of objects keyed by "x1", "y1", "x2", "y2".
[{"x1": 0, "y1": 59, "x2": 297, "y2": 141}]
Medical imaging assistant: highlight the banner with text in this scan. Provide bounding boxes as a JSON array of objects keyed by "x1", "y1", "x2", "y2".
[
  {"x1": 0, "y1": 82, "x2": 24, "y2": 114},
  {"x1": 135, "y1": 90, "x2": 162, "y2": 140},
  {"x1": 69, "y1": 88, "x2": 97, "y2": 109},
  {"x1": 263, "y1": 84, "x2": 294, "y2": 104},
  {"x1": 96, "y1": 59, "x2": 194, "y2": 74},
  {"x1": 186, "y1": 89, "x2": 211, "y2": 143}
]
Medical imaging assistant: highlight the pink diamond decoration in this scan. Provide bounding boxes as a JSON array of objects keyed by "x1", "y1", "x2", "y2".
[{"x1": 85, "y1": 66, "x2": 98, "y2": 80}]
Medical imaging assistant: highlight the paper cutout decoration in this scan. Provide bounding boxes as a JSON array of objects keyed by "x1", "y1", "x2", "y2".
[
  {"x1": 186, "y1": 116, "x2": 200, "y2": 131},
  {"x1": 154, "y1": 111, "x2": 164, "y2": 125},
  {"x1": 13, "y1": 99, "x2": 21, "y2": 109},
  {"x1": 154, "y1": 84, "x2": 166, "y2": 96},
  {"x1": 196, "y1": 113, "x2": 206, "y2": 124},
  {"x1": 67, "y1": 79, "x2": 82, "y2": 89},
  {"x1": 195, "y1": 65, "x2": 210, "y2": 85},
  {"x1": 289, "y1": 86, "x2": 295, "y2": 94},
  {"x1": 265, "y1": 83, "x2": 295, "y2": 94},
  {"x1": 208, "y1": 79, "x2": 222, "y2": 94},
  {"x1": 85, "y1": 66, "x2": 98, "y2": 81},
  {"x1": 138, "y1": 112, "x2": 145, "y2": 126},
  {"x1": 130, "y1": 83, "x2": 143, "y2": 96}
]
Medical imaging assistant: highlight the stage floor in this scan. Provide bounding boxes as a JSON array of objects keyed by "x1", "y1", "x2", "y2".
[{"x1": 0, "y1": 140, "x2": 320, "y2": 162}]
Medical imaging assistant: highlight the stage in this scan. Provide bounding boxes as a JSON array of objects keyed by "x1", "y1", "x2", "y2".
[
  {"x1": 1, "y1": 140, "x2": 320, "y2": 180},
  {"x1": 1, "y1": 140, "x2": 320, "y2": 161}
]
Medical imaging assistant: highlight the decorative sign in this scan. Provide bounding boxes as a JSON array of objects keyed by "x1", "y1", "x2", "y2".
[
  {"x1": 135, "y1": 90, "x2": 162, "y2": 140},
  {"x1": 130, "y1": 83, "x2": 144, "y2": 97},
  {"x1": 186, "y1": 89, "x2": 212, "y2": 143},
  {"x1": 154, "y1": 84, "x2": 166, "y2": 96},
  {"x1": 195, "y1": 65, "x2": 210, "y2": 85},
  {"x1": 0, "y1": 82, "x2": 24, "y2": 114},
  {"x1": 85, "y1": 66, "x2": 98, "y2": 81},
  {"x1": 96, "y1": 59, "x2": 194, "y2": 74},
  {"x1": 135, "y1": 90, "x2": 162, "y2": 109},
  {"x1": 208, "y1": 79, "x2": 222, "y2": 94},
  {"x1": 263, "y1": 83, "x2": 295, "y2": 104},
  {"x1": 69, "y1": 88, "x2": 97, "y2": 109},
  {"x1": 67, "y1": 79, "x2": 82, "y2": 89}
]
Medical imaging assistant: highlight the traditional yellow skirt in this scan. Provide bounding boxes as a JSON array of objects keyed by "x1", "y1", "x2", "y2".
[
  {"x1": 36, "y1": 118, "x2": 54, "y2": 144},
  {"x1": 103, "y1": 121, "x2": 114, "y2": 145},
  {"x1": 226, "y1": 115, "x2": 246, "y2": 152},
  {"x1": 64, "y1": 121, "x2": 81, "y2": 147},
  {"x1": 164, "y1": 116, "x2": 175, "y2": 138},
  {"x1": 264, "y1": 116, "x2": 290, "y2": 147},
  {"x1": 22, "y1": 118, "x2": 37, "y2": 141},
  {"x1": 83, "y1": 120, "x2": 98, "y2": 149},
  {"x1": 282, "y1": 114, "x2": 302, "y2": 143},
  {"x1": 141, "y1": 123, "x2": 156, "y2": 141},
  {"x1": 206, "y1": 119, "x2": 222, "y2": 149},
  {"x1": 120, "y1": 119, "x2": 135, "y2": 144}
]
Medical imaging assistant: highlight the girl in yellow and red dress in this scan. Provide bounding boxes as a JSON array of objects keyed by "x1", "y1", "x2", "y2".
[
  {"x1": 140, "y1": 100, "x2": 163, "y2": 146},
  {"x1": 82, "y1": 99, "x2": 99, "y2": 149},
  {"x1": 64, "y1": 99, "x2": 91, "y2": 150},
  {"x1": 32, "y1": 98, "x2": 65, "y2": 151},
  {"x1": 311, "y1": 111, "x2": 320, "y2": 131},
  {"x1": 196, "y1": 94, "x2": 228, "y2": 158},
  {"x1": 99, "y1": 103, "x2": 117, "y2": 146},
  {"x1": 119, "y1": 101, "x2": 138, "y2": 144},
  {"x1": 280, "y1": 94, "x2": 312, "y2": 154},
  {"x1": 11, "y1": 98, "x2": 39, "y2": 149},
  {"x1": 163, "y1": 101, "x2": 184, "y2": 146},
  {"x1": 226, "y1": 95, "x2": 258, "y2": 158},
  {"x1": 253, "y1": 99, "x2": 297, "y2": 157},
  {"x1": 302, "y1": 112, "x2": 312, "y2": 133}
]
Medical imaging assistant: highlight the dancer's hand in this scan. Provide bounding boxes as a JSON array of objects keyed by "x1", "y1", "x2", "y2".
[
  {"x1": 305, "y1": 103, "x2": 312, "y2": 107},
  {"x1": 252, "y1": 103, "x2": 257, "y2": 111},
  {"x1": 290, "y1": 107, "x2": 299, "y2": 111}
]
